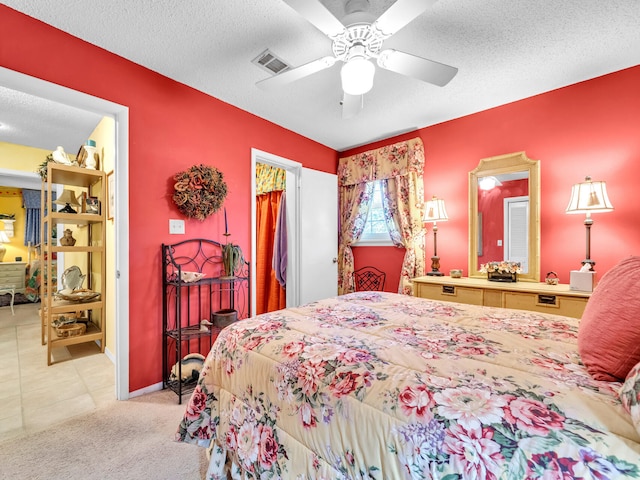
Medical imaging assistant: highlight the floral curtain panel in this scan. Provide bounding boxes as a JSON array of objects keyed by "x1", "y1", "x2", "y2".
[
  {"x1": 338, "y1": 138, "x2": 426, "y2": 295},
  {"x1": 381, "y1": 173, "x2": 426, "y2": 294},
  {"x1": 337, "y1": 182, "x2": 374, "y2": 294}
]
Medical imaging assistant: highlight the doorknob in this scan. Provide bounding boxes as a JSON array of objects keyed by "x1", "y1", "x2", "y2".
[{"x1": 332, "y1": 258, "x2": 337, "y2": 263}]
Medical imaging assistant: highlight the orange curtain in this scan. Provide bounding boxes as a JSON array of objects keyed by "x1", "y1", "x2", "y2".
[{"x1": 256, "y1": 190, "x2": 286, "y2": 314}]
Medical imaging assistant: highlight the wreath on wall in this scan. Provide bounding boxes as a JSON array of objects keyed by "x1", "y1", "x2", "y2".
[{"x1": 172, "y1": 164, "x2": 228, "y2": 221}]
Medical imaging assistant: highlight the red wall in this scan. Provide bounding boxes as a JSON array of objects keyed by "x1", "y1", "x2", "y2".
[
  {"x1": 3, "y1": 5, "x2": 640, "y2": 392},
  {"x1": 344, "y1": 65, "x2": 640, "y2": 287},
  {"x1": 0, "y1": 6, "x2": 338, "y2": 392},
  {"x1": 352, "y1": 246, "x2": 406, "y2": 292}
]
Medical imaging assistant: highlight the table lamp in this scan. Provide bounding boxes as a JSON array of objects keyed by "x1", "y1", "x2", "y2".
[
  {"x1": 565, "y1": 176, "x2": 613, "y2": 270},
  {"x1": 424, "y1": 196, "x2": 448, "y2": 276},
  {"x1": 54, "y1": 189, "x2": 81, "y2": 214}
]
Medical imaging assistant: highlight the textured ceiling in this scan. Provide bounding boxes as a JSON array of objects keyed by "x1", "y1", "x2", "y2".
[
  {"x1": 0, "y1": 86, "x2": 104, "y2": 153},
  {"x1": 1, "y1": 0, "x2": 640, "y2": 152}
]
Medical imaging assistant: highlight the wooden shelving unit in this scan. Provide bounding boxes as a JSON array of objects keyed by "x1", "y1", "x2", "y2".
[{"x1": 40, "y1": 163, "x2": 106, "y2": 365}]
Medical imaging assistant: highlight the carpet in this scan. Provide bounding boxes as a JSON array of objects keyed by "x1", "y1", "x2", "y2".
[
  {"x1": 0, "y1": 292, "x2": 35, "y2": 307},
  {"x1": 0, "y1": 390, "x2": 208, "y2": 480}
]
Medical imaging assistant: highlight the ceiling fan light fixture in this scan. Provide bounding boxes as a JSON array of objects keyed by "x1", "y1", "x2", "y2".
[{"x1": 341, "y1": 57, "x2": 375, "y2": 95}]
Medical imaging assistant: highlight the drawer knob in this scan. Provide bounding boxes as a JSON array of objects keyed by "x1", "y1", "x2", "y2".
[{"x1": 442, "y1": 285, "x2": 455, "y2": 295}]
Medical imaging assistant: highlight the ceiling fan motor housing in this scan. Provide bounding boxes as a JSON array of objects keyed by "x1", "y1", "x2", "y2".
[{"x1": 332, "y1": 24, "x2": 386, "y2": 62}]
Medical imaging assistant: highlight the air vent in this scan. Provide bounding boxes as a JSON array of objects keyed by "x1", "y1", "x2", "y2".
[{"x1": 252, "y1": 49, "x2": 291, "y2": 75}]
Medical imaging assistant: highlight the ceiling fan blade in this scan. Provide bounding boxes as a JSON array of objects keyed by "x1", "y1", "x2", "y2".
[
  {"x1": 342, "y1": 93, "x2": 363, "y2": 119},
  {"x1": 283, "y1": 0, "x2": 346, "y2": 37},
  {"x1": 377, "y1": 49, "x2": 457, "y2": 87},
  {"x1": 374, "y1": 0, "x2": 438, "y2": 37},
  {"x1": 256, "y1": 56, "x2": 336, "y2": 90}
]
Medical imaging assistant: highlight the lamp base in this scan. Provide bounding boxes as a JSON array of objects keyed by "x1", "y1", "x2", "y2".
[
  {"x1": 581, "y1": 259, "x2": 595, "y2": 271},
  {"x1": 427, "y1": 255, "x2": 443, "y2": 276},
  {"x1": 59, "y1": 204, "x2": 77, "y2": 214}
]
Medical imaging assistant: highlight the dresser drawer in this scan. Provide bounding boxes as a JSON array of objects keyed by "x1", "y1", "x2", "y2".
[
  {"x1": 504, "y1": 292, "x2": 588, "y2": 318},
  {"x1": 412, "y1": 276, "x2": 590, "y2": 319},
  {"x1": 416, "y1": 283, "x2": 483, "y2": 306},
  {"x1": 0, "y1": 263, "x2": 25, "y2": 275},
  {"x1": 0, "y1": 273, "x2": 24, "y2": 287},
  {"x1": 0, "y1": 262, "x2": 27, "y2": 292},
  {"x1": 551, "y1": 296, "x2": 589, "y2": 319}
]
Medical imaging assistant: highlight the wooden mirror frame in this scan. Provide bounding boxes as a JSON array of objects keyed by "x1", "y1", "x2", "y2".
[{"x1": 468, "y1": 151, "x2": 540, "y2": 282}]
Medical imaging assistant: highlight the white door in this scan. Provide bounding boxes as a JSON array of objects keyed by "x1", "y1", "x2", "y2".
[
  {"x1": 504, "y1": 196, "x2": 529, "y2": 272},
  {"x1": 300, "y1": 168, "x2": 338, "y2": 304}
]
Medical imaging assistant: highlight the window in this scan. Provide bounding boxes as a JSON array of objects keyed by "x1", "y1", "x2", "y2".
[{"x1": 354, "y1": 181, "x2": 393, "y2": 246}]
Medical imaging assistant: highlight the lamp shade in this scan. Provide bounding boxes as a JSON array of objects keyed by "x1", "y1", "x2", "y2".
[
  {"x1": 0, "y1": 231, "x2": 9, "y2": 243},
  {"x1": 341, "y1": 57, "x2": 375, "y2": 96},
  {"x1": 54, "y1": 189, "x2": 81, "y2": 207},
  {"x1": 566, "y1": 176, "x2": 613, "y2": 214},
  {"x1": 424, "y1": 196, "x2": 448, "y2": 223}
]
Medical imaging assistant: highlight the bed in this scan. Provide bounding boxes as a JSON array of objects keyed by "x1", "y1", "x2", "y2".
[{"x1": 176, "y1": 289, "x2": 640, "y2": 479}]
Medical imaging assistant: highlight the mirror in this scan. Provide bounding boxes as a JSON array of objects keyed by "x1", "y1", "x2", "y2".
[{"x1": 469, "y1": 152, "x2": 540, "y2": 282}]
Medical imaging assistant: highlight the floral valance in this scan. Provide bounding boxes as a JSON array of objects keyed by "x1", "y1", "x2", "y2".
[
  {"x1": 337, "y1": 137, "x2": 425, "y2": 186},
  {"x1": 256, "y1": 163, "x2": 286, "y2": 195}
]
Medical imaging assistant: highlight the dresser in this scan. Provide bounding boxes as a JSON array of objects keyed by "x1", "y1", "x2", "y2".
[
  {"x1": 0, "y1": 261, "x2": 27, "y2": 294},
  {"x1": 412, "y1": 275, "x2": 591, "y2": 319}
]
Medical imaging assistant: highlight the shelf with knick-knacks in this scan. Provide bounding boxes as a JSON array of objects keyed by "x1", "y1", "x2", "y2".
[
  {"x1": 162, "y1": 238, "x2": 250, "y2": 402},
  {"x1": 40, "y1": 162, "x2": 106, "y2": 365}
]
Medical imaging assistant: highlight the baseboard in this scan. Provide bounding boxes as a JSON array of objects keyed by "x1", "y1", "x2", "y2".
[
  {"x1": 129, "y1": 382, "x2": 163, "y2": 398},
  {"x1": 104, "y1": 346, "x2": 116, "y2": 364}
]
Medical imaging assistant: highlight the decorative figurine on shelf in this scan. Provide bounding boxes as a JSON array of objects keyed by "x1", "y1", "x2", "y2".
[
  {"x1": 59, "y1": 229, "x2": 76, "y2": 246},
  {"x1": 221, "y1": 207, "x2": 244, "y2": 278},
  {"x1": 169, "y1": 353, "x2": 205, "y2": 383},
  {"x1": 83, "y1": 139, "x2": 98, "y2": 170},
  {"x1": 52, "y1": 146, "x2": 74, "y2": 166},
  {"x1": 545, "y1": 271, "x2": 559, "y2": 285},
  {"x1": 199, "y1": 319, "x2": 213, "y2": 332}
]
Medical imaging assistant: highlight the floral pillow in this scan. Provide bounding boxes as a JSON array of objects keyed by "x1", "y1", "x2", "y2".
[{"x1": 620, "y1": 361, "x2": 640, "y2": 435}]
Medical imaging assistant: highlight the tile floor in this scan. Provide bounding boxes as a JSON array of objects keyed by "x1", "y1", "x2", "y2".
[{"x1": 0, "y1": 302, "x2": 116, "y2": 442}]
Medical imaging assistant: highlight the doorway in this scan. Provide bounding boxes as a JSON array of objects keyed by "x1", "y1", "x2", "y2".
[
  {"x1": 250, "y1": 149, "x2": 339, "y2": 314},
  {"x1": 0, "y1": 67, "x2": 130, "y2": 400},
  {"x1": 251, "y1": 149, "x2": 301, "y2": 315}
]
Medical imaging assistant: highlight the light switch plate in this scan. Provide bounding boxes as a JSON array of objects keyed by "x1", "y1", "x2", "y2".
[{"x1": 169, "y1": 219, "x2": 185, "y2": 234}]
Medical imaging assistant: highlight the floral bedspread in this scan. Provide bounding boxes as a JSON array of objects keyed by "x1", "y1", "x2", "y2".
[{"x1": 176, "y1": 292, "x2": 640, "y2": 479}]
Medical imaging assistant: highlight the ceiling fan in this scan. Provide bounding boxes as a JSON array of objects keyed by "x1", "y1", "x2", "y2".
[{"x1": 257, "y1": 0, "x2": 458, "y2": 118}]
